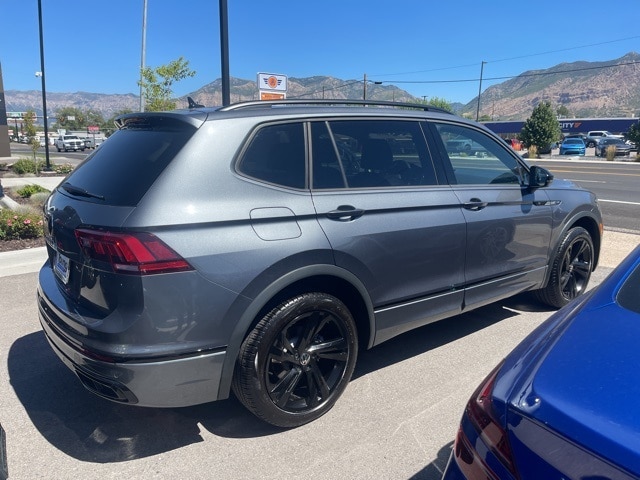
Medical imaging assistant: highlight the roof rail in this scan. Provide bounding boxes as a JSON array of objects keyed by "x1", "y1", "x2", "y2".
[{"x1": 218, "y1": 99, "x2": 452, "y2": 115}]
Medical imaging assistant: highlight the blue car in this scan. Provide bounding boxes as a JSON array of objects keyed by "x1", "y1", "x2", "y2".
[
  {"x1": 443, "y1": 245, "x2": 640, "y2": 479},
  {"x1": 559, "y1": 137, "x2": 586, "y2": 156}
]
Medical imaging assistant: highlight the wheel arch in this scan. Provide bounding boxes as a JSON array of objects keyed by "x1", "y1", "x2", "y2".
[{"x1": 216, "y1": 264, "x2": 376, "y2": 400}]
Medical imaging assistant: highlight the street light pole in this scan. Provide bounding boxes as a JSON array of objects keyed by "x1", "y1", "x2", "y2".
[
  {"x1": 475, "y1": 61, "x2": 486, "y2": 122},
  {"x1": 219, "y1": 0, "x2": 230, "y2": 106},
  {"x1": 37, "y1": 0, "x2": 51, "y2": 170},
  {"x1": 140, "y1": 0, "x2": 148, "y2": 112}
]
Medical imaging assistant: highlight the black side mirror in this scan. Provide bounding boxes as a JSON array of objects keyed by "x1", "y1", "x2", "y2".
[{"x1": 527, "y1": 165, "x2": 553, "y2": 188}]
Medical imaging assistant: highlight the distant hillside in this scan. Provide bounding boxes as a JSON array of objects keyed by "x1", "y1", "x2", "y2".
[
  {"x1": 5, "y1": 90, "x2": 139, "y2": 120},
  {"x1": 5, "y1": 52, "x2": 640, "y2": 121},
  {"x1": 181, "y1": 76, "x2": 417, "y2": 106},
  {"x1": 462, "y1": 52, "x2": 640, "y2": 120}
]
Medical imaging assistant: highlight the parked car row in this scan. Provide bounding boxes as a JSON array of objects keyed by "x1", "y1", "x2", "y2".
[{"x1": 559, "y1": 134, "x2": 636, "y2": 157}]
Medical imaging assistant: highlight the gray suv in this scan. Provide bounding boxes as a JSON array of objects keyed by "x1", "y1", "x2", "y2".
[{"x1": 38, "y1": 100, "x2": 602, "y2": 427}]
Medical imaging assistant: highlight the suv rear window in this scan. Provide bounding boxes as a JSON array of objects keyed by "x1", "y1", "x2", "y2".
[{"x1": 62, "y1": 118, "x2": 196, "y2": 206}]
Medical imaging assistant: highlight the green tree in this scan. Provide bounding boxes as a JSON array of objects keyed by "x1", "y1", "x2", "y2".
[
  {"x1": 138, "y1": 56, "x2": 196, "y2": 111},
  {"x1": 85, "y1": 109, "x2": 106, "y2": 129},
  {"x1": 519, "y1": 102, "x2": 561, "y2": 154},
  {"x1": 54, "y1": 107, "x2": 87, "y2": 131},
  {"x1": 625, "y1": 121, "x2": 640, "y2": 148},
  {"x1": 415, "y1": 96, "x2": 452, "y2": 112},
  {"x1": 22, "y1": 109, "x2": 40, "y2": 162},
  {"x1": 556, "y1": 105, "x2": 570, "y2": 118}
]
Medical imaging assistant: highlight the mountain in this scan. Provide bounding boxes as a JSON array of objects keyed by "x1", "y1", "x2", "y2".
[
  {"x1": 5, "y1": 90, "x2": 140, "y2": 120},
  {"x1": 180, "y1": 75, "x2": 417, "y2": 106},
  {"x1": 4, "y1": 53, "x2": 640, "y2": 121},
  {"x1": 463, "y1": 52, "x2": 640, "y2": 120}
]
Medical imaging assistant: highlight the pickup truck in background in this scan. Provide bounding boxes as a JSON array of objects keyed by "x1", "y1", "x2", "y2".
[
  {"x1": 55, "y1": 135, "x2": 86, "y2": 152},
  {"x1": 82, "y1": 137, "x2": 104, "y2": 149}
]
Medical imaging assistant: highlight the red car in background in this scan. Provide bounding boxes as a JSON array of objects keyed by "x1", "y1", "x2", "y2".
[{"x1": 503, "y1": 138, "x2": 522, "y2": 151}]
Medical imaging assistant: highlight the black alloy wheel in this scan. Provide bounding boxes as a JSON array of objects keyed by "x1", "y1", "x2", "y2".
[
  {"x1": 535, "y1": 227, "x2": 594, "y2": 308},
  {"x1": 233, "y1": 292, "x2": 358, "y2": 428}
]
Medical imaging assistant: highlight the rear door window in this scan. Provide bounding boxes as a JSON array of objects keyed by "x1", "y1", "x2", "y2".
[{"x1": 312, "y1": 119, "x2": 438, "y2": 188}]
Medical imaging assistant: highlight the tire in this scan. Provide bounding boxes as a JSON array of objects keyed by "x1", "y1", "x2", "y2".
[
  {"x1": 535, "y1": 227, "x2": 594, "y2": 308},
  {"x1": 232, "y1": 292, "x2": 358, "y2": 428},
  {"x1": 56, "y1": 147, "x2": 61, "y2": 152}
]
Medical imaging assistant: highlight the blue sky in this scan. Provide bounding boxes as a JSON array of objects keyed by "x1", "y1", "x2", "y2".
[{"x1": 2, "y1": 0, "x2": 639, "y2": 104}]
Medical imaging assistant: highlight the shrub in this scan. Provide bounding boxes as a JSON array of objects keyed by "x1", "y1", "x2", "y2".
[
  {"x1": 17, "y1": 184, "x2": 50, "y2": 198},
  {"x1": 54, "y1": 163, "x2": 75, "y2": 174},
  {"x1": 606, "y1": 145, "x2": 616, "y2": 161},
  {"x1": 0, "y1": 209, "x2": 44, "y2": 240},
  {"x1": 11, "y1": 157, "x2": 46, "y2": 175},
  {"x1": 29, "y1": 192, "x2": 50, "y2": 206},
  {"x1": 528, "y1": 145, "x2": 538, "y2": 158}
]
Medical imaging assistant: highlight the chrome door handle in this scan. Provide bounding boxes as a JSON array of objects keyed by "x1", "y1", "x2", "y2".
[{"x1": 326, "y1": 205, "x2": 365, "y2": 221}]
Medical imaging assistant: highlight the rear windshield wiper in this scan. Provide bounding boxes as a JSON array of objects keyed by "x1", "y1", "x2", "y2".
[{"x1": 61, "y1": 182, "x2": 105, "y2": 201}]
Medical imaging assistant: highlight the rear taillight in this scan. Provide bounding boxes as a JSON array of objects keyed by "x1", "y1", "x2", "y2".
[
  {"x1": 455, "y1": 361, "x2": 517, "y2": 479},
  {"x1": 75, "y1": 229, "x2": 193, "y2": 275}
]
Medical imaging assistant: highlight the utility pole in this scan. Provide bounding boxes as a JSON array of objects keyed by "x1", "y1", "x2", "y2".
[
  {"x1": 476, "y1": 61, "x2": 486, "y2": 122},
  {"x1": 363, "y1": 73, "x2": 367, "y2": 101}
]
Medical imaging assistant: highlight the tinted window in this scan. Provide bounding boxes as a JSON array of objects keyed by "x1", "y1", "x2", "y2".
[
  {"x1": 62, "y1": 118, "x2": 196, "y2": 206},
  {"x1": 238, "y1": 123, "x2": 306, "y2": 189},
  {"x1": 617, "y1": 263, "x2": 640, "y2": 314},
  {"x1": 311, "y1": 122, "x2": 347, "y2": 189},
  {"x1": 434, "y1": 123, "x2": 523, "y2": 185},
  {"x1": 314, "y1": 119, "x2": 436, "y2": 188}
]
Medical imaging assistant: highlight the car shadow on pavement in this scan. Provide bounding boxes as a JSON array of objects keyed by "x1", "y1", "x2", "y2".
[
  {"x1": 409, "y1": 441, "x2": 454, "y2": 480},
  {"x1": 7, "y1": 293, "x2": 553, "y2": 464},
  {"x1": 353, "y1": 292, "x2": 553, "y2": 380},
  {"x1": 7, "y1": 333, "x2": 283, "y2": 463}
]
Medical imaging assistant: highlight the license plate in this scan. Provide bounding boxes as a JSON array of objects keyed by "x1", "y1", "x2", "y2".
[{"x1": 53, "y1": 250, "x2": 70, "y2": 284}]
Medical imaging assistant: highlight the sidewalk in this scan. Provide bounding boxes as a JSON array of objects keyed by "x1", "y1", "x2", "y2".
[
  {"x1": 0, "y1": 175, "x2": 65, "y2": 209},
  {"x1": 0, "y1": 174, "x2": 65, "y2": 191}
]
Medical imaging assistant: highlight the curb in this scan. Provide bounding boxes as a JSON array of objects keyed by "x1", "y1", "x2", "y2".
[{"x1": 0, "y1": 195, "x2": 20, "y2": 210}]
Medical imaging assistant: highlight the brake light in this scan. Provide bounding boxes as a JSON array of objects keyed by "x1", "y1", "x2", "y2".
[
  {"x1": 459, "y1": 360, "x2": 516, "y2": 478},
  {"x1": 75, "y1": 229, "x2": 193, "y2": 275}
]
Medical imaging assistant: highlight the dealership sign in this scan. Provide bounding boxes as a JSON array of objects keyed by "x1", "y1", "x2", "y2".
[{"x1": 257, "y1": 72, "x2": 287, "y2": 100}]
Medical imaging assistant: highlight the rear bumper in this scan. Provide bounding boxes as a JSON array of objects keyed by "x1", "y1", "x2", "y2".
[{"x1": 38, "y1": 288, "x2": 227, "y2": 408}]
